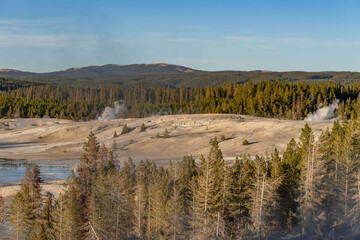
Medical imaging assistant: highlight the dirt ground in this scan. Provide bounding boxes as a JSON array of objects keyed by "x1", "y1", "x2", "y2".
[
  {"x1": 0, "y1": 114, "x2": 333, "y2": 163},
  {"x1": 0, "y1": 114, "x2": 334, "y2": 201}
]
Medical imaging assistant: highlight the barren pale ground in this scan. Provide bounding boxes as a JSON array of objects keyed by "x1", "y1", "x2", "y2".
[
  {"x1": 0, "y1": 114, "x2": 333, "y2": 199},
  {"x1": 0, "y1": 114, "x2": 333, "y2": 163}
]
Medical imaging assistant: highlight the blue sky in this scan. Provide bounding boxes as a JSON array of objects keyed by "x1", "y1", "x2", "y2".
[{"x1": 1, "y1": 0, "x2": 360, "y2": 72}]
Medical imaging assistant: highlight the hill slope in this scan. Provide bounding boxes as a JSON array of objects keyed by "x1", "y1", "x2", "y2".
[
  {"x1": 0, "y1": 114, "x2": 332, "y2": 163},
  {"x1": 0, "y1": 63, "x2": 199, "y2": 79},
  {"x1": 1, "y1": 63, "x2": 360, "y2": 87}
]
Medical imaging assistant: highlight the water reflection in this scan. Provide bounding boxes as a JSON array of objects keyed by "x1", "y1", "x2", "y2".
[{"x1": 0, "y1": 159, "x2": 78, "y2": 185}]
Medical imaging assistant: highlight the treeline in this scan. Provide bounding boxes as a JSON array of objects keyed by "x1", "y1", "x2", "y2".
[
  {"x1": 1, "y1": 120, "x2": 360, "y2": 239},
  {"x1": 0, "y1": 77, "x2": 43, "y2": 91},
  {"x1": 3, "y1": 69, "x2": 360, "y2": 87},
  {"x1": 1, "y1": 80, "x2": 360, "y2": 120}
]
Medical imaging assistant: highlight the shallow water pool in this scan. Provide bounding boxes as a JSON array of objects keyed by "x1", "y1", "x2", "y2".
[{"x1": 0, "y1": 159, "x2": 78, "y2": 185}]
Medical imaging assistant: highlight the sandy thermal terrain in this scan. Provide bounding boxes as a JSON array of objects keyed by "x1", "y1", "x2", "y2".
[
  {"x1": 0, "y1": 114, "x2": 334, "y2": 164},
  {"x1": 0, "y1": 114, "x2": 335, "y2": 201}
]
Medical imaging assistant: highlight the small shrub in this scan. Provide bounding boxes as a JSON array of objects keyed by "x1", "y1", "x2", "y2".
[
  {"x1": 220, "y1": 135, "x2": 226, "y2": 141},
  {"x1": 113, "y1": 131, "x2": 118, "y2": 138},
  {"x1": 121, "y1": 124, "x2": 129, "y2": 134},
  {"x1": 242, "y1": 139, "x2": 249, "y2": 145},
  {"x1": 164, "y1": 128, "x2": 170, "y2": 138},
  {"x1": 140, "y1": 123, "x2": 146, "y2": 132},
  {"x1": 155, "y1": 133, "x2": 161, "y2": 138}
]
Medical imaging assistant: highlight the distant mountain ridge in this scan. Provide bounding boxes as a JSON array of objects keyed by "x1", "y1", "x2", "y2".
[
  {"x1": 0, "y1": 63, "x2": 200, "y2": 79},
  {"x1": 1, "y1": 63, "x2": 360, "y2": 88}
]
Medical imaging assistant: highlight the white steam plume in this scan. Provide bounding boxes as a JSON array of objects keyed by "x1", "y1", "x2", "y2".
[
  {"x1": 304, "y1": 99, "x2": 339, "y2": 122},
  {"x1": 98, "y1": 101, "x2": 126, "y2": 122}
]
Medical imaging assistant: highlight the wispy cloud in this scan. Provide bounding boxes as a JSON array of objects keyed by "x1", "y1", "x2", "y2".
[
  {"x1": 0, "y1": 17, "x2": 72, "y2": 27},
  {"x1": 225, "y1": 35, "x2": 314, "y2": 47},
  {"x1": 224, "y1": 34, "x2": 360, "y2": 50},
  {"x1": 224, "y1": 36, "x2": 256, "y2": 42},
  {"x1": 0, "y1": 31, "x2": 95, "y2": 48},
  {"x1": 322, "y1": 39, "x2": 360, "y2": 47},
  {"x1": 0, "y1": 18, "x2": 95, "y2": 49},
  {"x1": 0, "y1": 18, "x2": 69, "y2": 32},
  {"x1": 166, "y1": 38, "x2": 215, "y2": 44}
]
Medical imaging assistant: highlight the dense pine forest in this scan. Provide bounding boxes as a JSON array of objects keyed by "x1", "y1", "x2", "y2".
[
  {"x1": 1, "y1": 80, "x2": 360, "y2": 120},
  {"x1": 1, "y1": 120, "x2": 360, "y2": 239}
]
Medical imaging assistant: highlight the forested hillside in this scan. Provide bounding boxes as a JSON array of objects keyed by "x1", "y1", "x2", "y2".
[
  {"x1": 0, "y1": 81, "x2": 360, "y2": 120},
  {"x1": 0, "y1": 77, "x2": 43, "y2": 91},
  {"x1": 2, "y1": 64, "x2": 360, "y2": 87},
  {"x1": 1, "y1": 120, "x2": 360, "y2": 239}
]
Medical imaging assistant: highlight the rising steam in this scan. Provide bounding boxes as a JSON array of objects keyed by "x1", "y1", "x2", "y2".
[
  {"x1": 304, "y1": 99, "x2": 339, "y2": 122},
  {"x1": 98, "y1": 101, "x2": 126, "y2": 122}
]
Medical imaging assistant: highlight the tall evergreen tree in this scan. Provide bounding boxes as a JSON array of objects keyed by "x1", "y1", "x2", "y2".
[
  {"x1": 30, "y1": 221, "x2": 48, "y2": 240},
  {"x1": 119, "y1": 157, "x2": 137, "y2": 238},
  {"x1": 298, "y1": 124, "x2": 326, "y2": 238},
  {"x1": 349, "y1": 170, "x2": 360, "y2": 237},
  {"x1": 88, "y1": 153, "x2": 128, "y2": 240},
  {"x1": 192, "y1": 138, "x2": 224, "y2": 239},
  {"x1": 147, "y1": 166, "x2": 171, "y2": 239},
  {"x1": 31, "y1": 164, "x2": 43, "y2": 218},
  {"x1": 41, "y1": 193, "x2": 55, "y2": 239},
  {"x1": 77, "y1": 132, "x2": 100, "y2": 212},
  {"x1": 177, "y1": 155, "x2": 197, "y2": 237},
  {"x1": 53, "y1": 173, "x2": 84, "y2": 240},
  {"x1": 278, "y1": 138, "x2": 301, "y2": 228},
  {"x1": 225, "y1": 156, "x2": 255, "y2": 238},
  {"x1": 248, "y1": 156, "x2": 280, "y2": 239},
  {"x1": 167, "y1": 162, "x2": 187, "y2": 239},
  {"x1": 8, "y1": 185, "x2": 35, "y2": 239},
  {"x1": 134, "y1": 160, "x2": 150, "y2": 238}
]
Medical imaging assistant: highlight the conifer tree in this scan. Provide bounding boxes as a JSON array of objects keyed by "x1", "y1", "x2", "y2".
[
  {"x1": 298, "y1": 124, "x2": 326, "y2": 238},
  {"x1": 225, "y1": 156, "x2": 254, "y2": 238},
  {"x1": 29, "y1": 221, "x2": 48, "y2": 240},
  {"x1": 8, "y1": 165, "x2": 45, "y2": 239},
  {"x1": 9, "y1": 185, "x2": 35, "y2": 239},
  {"x1": 192, "y1": 138, "x2": 224, "y2": 239},
  {"x1": 270, "y1": 148, "x2": 282, "y2": 179},
  {"x1": 319, "y1": 120, "x2": 360, "y2": 230},
  {"x1": 121, "y1": 124, "x2": 129, "y2": 134},
  {"x1": 119, "y1": 157, "x2": 136, "y2": 238},
  {"x1": 339, "y1": 120, "x2": 360, "y2": 221},
  {"x1": 147, "y1": 166, "x2": 171, "y2": 239},
  {"x1": 327, "y1": 121, "x2": 345, "y2": 221},
  {"x1": 41, "y1": 193, "x2": 55, "y2": 239},
  {"x1": 177, "y1": 155, "x2": 197, "y2": 236},
  {"x1": 134, "y1": 160, "x2": 150, "y2": 238},
  {"x1": 167, "y1": 162, "x2": 187, "y2": 239},
  {"x1": 249, "y1": 156, "x2": 280, "y2": 239},
  {"x1": 53, "y1": 172, "x2": 84, "y2": 240},
  {"x1": 349, "y1": 170, "x2": 360, "y2": 237},
  {"x1": 88, "y1": 157, "x2": 127, "y2": 240},
  {"x1": 278, "y1": 138, "x2": 301, "y2": 228},
  {"x1": 220, "y1": 164, "x2": 234, "y2": 238},
  {"x1": 140, "y1": 123, "x2": 146, "y2": 132},
  {"x1": 77, "y1": 132, "x2": 100, "y2": 214},
  {"x1": 31, "y1": 164, "x2": 43, "y2": 218}
]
